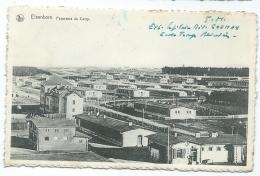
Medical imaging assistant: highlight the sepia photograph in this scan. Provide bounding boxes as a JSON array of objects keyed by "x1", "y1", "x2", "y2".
[{"x1": 4, "y1": 6, "x2": 256, "y2": 171}]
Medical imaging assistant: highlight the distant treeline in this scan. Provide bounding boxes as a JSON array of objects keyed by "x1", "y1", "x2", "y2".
[
  {"x1": 162, "y1": 67, "x2": 249, "y2": 77},
  {"x1": 207, "y1": 91, "x2": 248, "y2": 107},
  {"x1": 13, "y1": 66, "x2": 51, "y2": 76}
]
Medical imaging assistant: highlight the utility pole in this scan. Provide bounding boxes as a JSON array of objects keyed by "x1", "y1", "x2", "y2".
[
  {"x1": 167, "y1": 126, "x2": 170, "y2": 164},
  {"x1": 86, "y1": 138, "x2": 89, "y2": 152},
  {"x1": 97, "y1": 98, "x2": 100, "y2": 115},
  {"x1": 142, "y1": 108, "x2": 144, "y2": 127},
  {"x1": 231, "y1": 126, "x2": 235, "y2": 135}
]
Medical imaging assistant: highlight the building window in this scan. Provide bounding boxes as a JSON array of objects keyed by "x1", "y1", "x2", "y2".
[
  {"x1": 137, "y1": 135, "x2": 143, "y2": 146},
  {"x1": 73, "y1": 100, "x2": 76, "y2": 105},
  {"x1": 45, "y1": 129, "x2": 49, "y2": 132},
  {"x1": 55, "y1": 129, "x2": 59, "y2": 132},
  {"x1": 64, "y1": 129, "x2": 69, "y2": 133},
  {"x1": 79, "y1": 139, "x2": 83, "y2": 143},
  {"x1": 44, "y1": 136, "x2": 49, "y2": 141},
  {"x1": 208, "y1": 147, "x2": 213, "y2": 151},
  {"x1": 72, "y1": 108, "x2": 75, "y2": 112},
  {"x1": 217, "y1": 147, "x2": 221, "y2": 151},
  {"x1": 201, "y1": 147, "x2": 204, "y2": 151},
  {"x1": 177, "y1": 149, "x2": 185, "y2": 158}
]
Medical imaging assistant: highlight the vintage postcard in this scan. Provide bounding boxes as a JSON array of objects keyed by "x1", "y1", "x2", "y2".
[{"x1": 5, "y1": 6, "x2": 256, "y2": 171}]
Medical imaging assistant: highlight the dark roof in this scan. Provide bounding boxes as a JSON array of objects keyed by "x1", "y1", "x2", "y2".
[
  {"x1": 46, "y1": 86, "x2": 83, "y2": 98},
  {"x1": 146, "y1": 87, "x2": 186, "y2": 93},
  {"x1": 47, "y1": 86, "x2": 69, "y2": 96},
  {"x1": 147, "y1": 133, "x2": 246, "y2": 146},
  {"x1": 29, "y1": 119, "x2": 75, "y2": 128},
  {"x1": 146, "y1": 133, "x2": 183, "y2": 146},
  {"x1": 75, "y1": 131, "x2": 92, "y2": 139},
  {"x1": 134, "y1": 101, "x2": 176, "y2": 109},
  {"x1": 197, "y1": 134, "x2": 246, "y2": 145},
  {"x1": 43, "y1": 75, "x2": 72, "y2": 86},
  {"x1": 174, "y1": 123, "x2": 219, "y2": 133},
  {"x1": 76, "y1": 113, "x2": 140, "y2": 133},
  {"x1": 64, "y1": 90, "x2": 84, "y2": 98}
]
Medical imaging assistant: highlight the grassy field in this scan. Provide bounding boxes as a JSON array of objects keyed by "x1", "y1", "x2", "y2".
[
  {"x1": 90, "y1": 146, "x2": 150, "y2": 162},
  {"x1": 178, "y1": 102, "x2": 247, "y2": 116},
  {"x1": 11, "y1": 150, "x2": 110, "y2": 162},
  {"x1": 11, "y1": 137, "x2": 110, "y2": 162}
]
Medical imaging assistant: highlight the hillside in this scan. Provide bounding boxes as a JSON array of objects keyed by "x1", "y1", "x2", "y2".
[
  {"x1": 162, "y1": 67, "x2": 249, "y2": 77},
  {"x1": 13, "y1": 66, "x2": 51, "y2": 76}
]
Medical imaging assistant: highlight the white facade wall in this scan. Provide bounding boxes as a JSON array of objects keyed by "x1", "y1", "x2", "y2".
[
  {"x1": 129, "y1": 85, "x2": 137, "y2": 89},
  {"x1": 129, "y1": 75, "x2": 135, "y2": 80},
  {"x1": 31, "y1": 81, "x2": 41, "y2": 88},
  {"x1": 68, "y1": 80, "x2": 78, "y2": 87},
  {"x1": 160, "y1": 78, "x2": 169, "y2": 84},
  {"x1": 170, "y1": 107, "x2": 196, "y2": 120},
  {"x1": 107, "y1": 75, "x2": 113, "y2": 80},
  {"x1": 65, "y1": 93, "x2": 83, "y2": 120},
  {"x1": 178, "y1": 91, "x2": 188, "y2": 97},
  {"x1": 170, "y1": 142, "x2": 245, "y2": 164},
  {"x1": 234, "y1": 145, "x2": 245, "y2": 164},
  {"x1": 171, "y1": 142, "x2": 201, "y2": 164},
  {"x1": 85, "y1": 90, "x2": 102, "y2": 99},
  {"x1": 133, "y1": 90, "x2": 150, "y2": 98},
  {"x1": 201, "y1": 144, "x2": 228, "y2": 163},
  {"x1": 93, "y1": 84, "x2": 107, "y2": 91},
  {"x1": 186, "y1": 78, "x2": 195, "y2": 84},
  {"x1": 121, "y1": 129, "x2": 155, "y2": 147}
]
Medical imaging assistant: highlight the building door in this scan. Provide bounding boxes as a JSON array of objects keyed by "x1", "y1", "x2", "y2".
[
  {"x1": 137, "y1": 135, "x2": 143, "y2": 146},
  {"x1": 190, "y1": 148, "x2": 198, "y2": 162},
  {"x1": 150, "y1": 148, "x2": 160, "y2": 162}
]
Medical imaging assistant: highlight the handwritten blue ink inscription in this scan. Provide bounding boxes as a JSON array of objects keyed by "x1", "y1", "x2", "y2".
[{"x1": 148, "y1": 16, "x2": 240, "y2": 40}]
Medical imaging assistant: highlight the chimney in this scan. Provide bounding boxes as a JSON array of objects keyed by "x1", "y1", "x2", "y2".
[{"x1": 128, "y1": 121, "x2": 133, "y2": 126}]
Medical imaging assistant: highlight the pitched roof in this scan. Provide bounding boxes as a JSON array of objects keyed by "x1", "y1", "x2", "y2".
[
  {"x1": 146, "y1": 133, "x2": 183, "y2": 146},
  {"x1": 46, "y1": 86, "x2": 83, "y2": 98},
  {"x1": 147, "y1": 133, "x2": 246, "y2": 146},
  {"x1": 75, "y1": 131, "x2": 92, "y2": 139},
  {"x1": 43, "y1": 75, "x2": 72, "y2": 86},
  {"x1": 64, "y1": 90, "x2": 84, "y2": 98},
  {"x1": 29, "y1": 118, "x2": 75, "y2": 128},
  {"x1": 174, "y1": 122, "x2": 219, "y2": 133},
  {"x1": 197, "y1": 134, "x2": 246, "y2": 145},
  {"x1": 76, "y1": 113, "x2": 141, "y2": 133},
  {"x1": 134, "y1": 101, "x2": 176, "y2": 109},
  {"x1": 146, "y1": 87, "x2": 186, "y2": 93}
]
